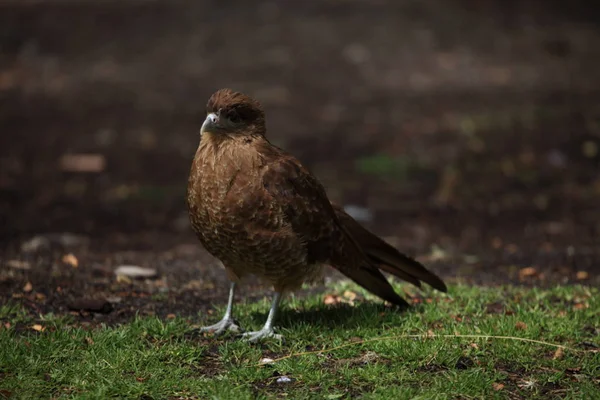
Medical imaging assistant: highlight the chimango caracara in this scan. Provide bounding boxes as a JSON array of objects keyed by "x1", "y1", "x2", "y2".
[{"x1": 187, "y1": 88, "x2": 447, "y2": 342}]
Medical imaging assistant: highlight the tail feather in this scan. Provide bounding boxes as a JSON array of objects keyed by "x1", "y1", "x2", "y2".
[
  {"x1": 333, "y1": 204, "x2": 447, "y2": 293},
  {"x1": 340, "y1": 264, "x2": 410, "y2": 308}
]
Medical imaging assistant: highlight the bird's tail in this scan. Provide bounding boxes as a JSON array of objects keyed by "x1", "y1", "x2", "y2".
[{"x1": 333, "y1": 205, "x2": 447, "y2": 293}]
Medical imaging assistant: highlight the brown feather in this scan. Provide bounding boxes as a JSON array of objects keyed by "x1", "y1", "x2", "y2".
[
  {"x1": 187, "y1": 89, "x2": 446, "y2": 310},
  {"x1": 332, "y1": 205, "x2": 447, "y2": 292}
]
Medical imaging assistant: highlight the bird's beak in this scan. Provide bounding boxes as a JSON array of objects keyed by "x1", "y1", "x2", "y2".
[{"x1": 201, "y1": 112, "x2": 219, "y2": 134}]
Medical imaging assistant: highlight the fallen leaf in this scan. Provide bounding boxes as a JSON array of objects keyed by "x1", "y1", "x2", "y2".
[
  {"x1": 343, "y1": 290, "x2": 357, "y2": 301},
  {"x1": 576, "y1": 271, "x2": 589, "y2": 280},
  {"x1": 519, "y1": 267, "x2": 538, "y2": 279},
  {"x1": 323, "y1": 294, "x2": 341, "y2": 305},
  {"x1": 116, "y1": 274, "x2": 132, "y2": 284},
  {"x1": 135, "y1": 377, "x2": 147, "y2": 382},
  {"x1": 32, "y1": 324, "x2": 44, "y2": 332},
  {"x1": 23, "y1": 282, "x2": 33, "y2": 292},
  {"x1": 85, "y1": 337, "x2": 95, "y2": 345},
  {"x1": 166, "y1": 313, "x2": 176, "y2": 319},
  {"x1": 553, "y1": 347, "x2": 564, "y2": 360},
  {"x1": 492, "y1": 382, "x2": 505, "y2": 391},
  {"x1": 62, "y1": 253, "x2": 79, "y2": 268},
  {"x1": 470, "y1": 343, "x2": 479, "y2": 349},
  {"x1": 515, "y1": 321, "x2": 528, "y2": 330}
]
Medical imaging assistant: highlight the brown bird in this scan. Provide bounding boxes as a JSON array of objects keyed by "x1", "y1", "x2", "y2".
[{"x1": 187, "y1": 88, "x2": 446, "y2": 341}]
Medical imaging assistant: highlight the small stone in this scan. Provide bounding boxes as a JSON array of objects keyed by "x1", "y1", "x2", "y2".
[
  {"x1": 276, "y1": 376, "x2": 292, "y2": 384},
  {"x1": 343, "y1": 205, "x2": 373, "y2": 222},
  {"x1": 114, "y1": 266, "x2": 158, "y2": 279},
  {"x1": 260, "y1": 358, "x2": 274, "y2": 364},
  {"x1": 21, "y1": 236, "x2": 50, "y2": 252}
]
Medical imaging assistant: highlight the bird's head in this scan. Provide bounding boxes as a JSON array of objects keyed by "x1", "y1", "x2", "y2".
[{"x1": 201, "y1": 88, "x2": 266, "y2": 137}]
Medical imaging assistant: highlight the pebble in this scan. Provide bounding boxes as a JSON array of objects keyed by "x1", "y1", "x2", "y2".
[
  {"x1": 114, "y1": 265, "x2": 158, "y2": 279},
  {"x1": 343, "y1": 205, "x2": 373, "y2": 222},
  {"x1": 276, "y1": 376, "x2": 292, "y2": 384}
]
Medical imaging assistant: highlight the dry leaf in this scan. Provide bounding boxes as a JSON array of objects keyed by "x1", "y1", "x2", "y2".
[
  {"x1": 576, "y1": 271, "x2": 589, "y2": 280},
  {"x1": 23, "y1": 282, "x2": 33, "y2": 292},
  {"x1": 323, "y1": 294, "x2": 341, "y2": 305},
  {"x1": 62, "y1": 253, "x2": 79, "y2": 268},
  {"x1": 116, "y1": 274, "x2": 132, "y2": 284},
  {"x1": 470, "y1": 343, "x2": 479, "y2": 349},
  {"x1": 515, "y1": 321, "x2": 528, "y2": 330},
  {"x1": 519, "y1": 267, "x2": 538, "y2": 279},
  {"x1": 85, "y1": 337, "x2": 95, "y2": 345},
  {"x1": 32, "y1": 324, "x2": 44, "y2": 332},
  {"x1": 492, "y1": 382, "x2": 505, "y2": 391},
  {"x1": 553, "y1": 347, "x2": 564, "y2": 360},
  {"x1": 166, "y1": 313, "x2": 176, "y2": 319},
  {"x1": 343, "y1": 290, "x2": 357, "y2": 301}
]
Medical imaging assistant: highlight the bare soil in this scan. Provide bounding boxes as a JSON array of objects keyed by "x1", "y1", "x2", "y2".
[{"x1": 1, "y1": 0, "x2": 599, "y2": 325}]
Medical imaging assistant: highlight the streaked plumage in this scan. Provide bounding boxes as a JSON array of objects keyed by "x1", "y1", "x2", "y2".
[{"x1": 187, "y1": 88, "x2": 446, "y2": 341}]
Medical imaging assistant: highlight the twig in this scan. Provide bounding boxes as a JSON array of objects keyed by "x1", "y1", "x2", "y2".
[{"x1": 256, "y1": 334, "x2": 592, "y2": 366}]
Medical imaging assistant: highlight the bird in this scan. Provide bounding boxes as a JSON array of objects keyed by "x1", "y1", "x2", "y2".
[{"x1": 186, "y1": 88, "x2": 447, "y2": 342}]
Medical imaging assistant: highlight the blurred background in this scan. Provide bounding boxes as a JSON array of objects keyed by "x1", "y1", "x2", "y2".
[{"x1": 1, "y1": 0, "x2": 599, "y2": 314}]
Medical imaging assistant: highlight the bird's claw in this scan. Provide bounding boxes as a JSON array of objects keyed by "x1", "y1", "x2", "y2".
[
  {"x1": 241, "y1": 328, "x2": 283, "y2": 342},
  {"x1": 197, "y1": 318, "x2": 242, "y2": 336}
]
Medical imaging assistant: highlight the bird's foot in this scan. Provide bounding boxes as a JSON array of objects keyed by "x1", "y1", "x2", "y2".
[
  {"x1": 241, "y1": 327, "x2": 283, "y2": 342},
  {"x1": 197, "y1": 317, "x2": 242, "y2": 336}
]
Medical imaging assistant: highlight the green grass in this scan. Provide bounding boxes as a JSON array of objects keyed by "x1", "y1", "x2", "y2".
[{"x1": 1, "y1": 283, "x2": 599, "y2": 399}]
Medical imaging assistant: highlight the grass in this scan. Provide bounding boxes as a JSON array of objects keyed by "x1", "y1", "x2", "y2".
[{"x1": 1, "y1": 283, "x2": 599, "y2": 399}]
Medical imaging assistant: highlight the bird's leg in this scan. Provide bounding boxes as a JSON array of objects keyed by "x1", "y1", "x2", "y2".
[
  {"x1": 241, "y1": 291, "x2": 283, "y2": 342},
  {"x1": 199, "y1": 282, "x2": 242, "y2": 335}
]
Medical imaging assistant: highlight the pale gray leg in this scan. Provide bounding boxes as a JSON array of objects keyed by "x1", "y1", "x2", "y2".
[
  {"x1": 200, "y1": 282, "x2": 242, "y2": 335},
  {"x1": 242, "y1": 291, "x2": 283, "y2": 342}
]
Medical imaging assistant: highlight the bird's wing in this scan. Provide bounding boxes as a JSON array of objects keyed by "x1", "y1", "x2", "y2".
[
  {"x1": 259, "y1": 144, "x2": 410, "y2": 307},
  {"x1": 260, "y1": 147, "x2": 339, "y2": 265}
]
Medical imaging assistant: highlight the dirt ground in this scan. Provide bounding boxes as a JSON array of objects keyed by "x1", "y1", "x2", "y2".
[{"x1": 1, "y1": 0, "x2": 599, "y2": 324}]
